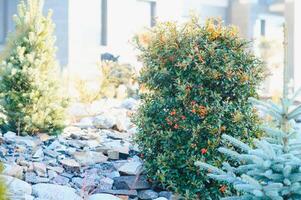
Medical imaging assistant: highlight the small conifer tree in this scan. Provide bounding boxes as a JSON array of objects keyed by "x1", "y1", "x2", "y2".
[{"x1": 0, "y1": 0, "x2": 68, "y2": 135}]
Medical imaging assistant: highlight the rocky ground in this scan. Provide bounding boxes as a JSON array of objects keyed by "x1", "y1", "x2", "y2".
[{"x1": 0, "y1": 98, "x2": 174, "y2": 200}]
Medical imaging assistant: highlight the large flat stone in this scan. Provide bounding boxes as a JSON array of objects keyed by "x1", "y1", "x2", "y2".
[
  {"x1": 1, "y1": 175, "x2": 32, "y2": 198},
  {"x1": 32, "y1": 183, "x2": 81, "y2": 200},
  {"x1": 88, "y1": 194, "x2": 121, "y2": 200},
  {"x1": 73, "y1": 151, "x2": 108, "y2": 166}
]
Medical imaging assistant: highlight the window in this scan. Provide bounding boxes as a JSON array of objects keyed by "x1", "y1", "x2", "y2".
[
  {"x1": 260, "y1": 19, "x2": 266, "y2": 36},
  {"x1": 101, "y1": 0, "x2": 108, "y2": 46},
  {"x1": 0, "y1": 0, "x2": 7, "y2": 44},
  {"x1": 150, "y1": 1, "x2": 156, "y2": 27}
]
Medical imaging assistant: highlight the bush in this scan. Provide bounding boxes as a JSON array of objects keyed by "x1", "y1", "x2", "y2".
[
  {"x1": 134, "y1": 17, "x2": 265, "y2": 199},
  {"x1": 196, "y1": 90, "x2": 301, "y2": 199},
  {"x1": 0, "y1": 0, "x2": 68, "y2": 135}
]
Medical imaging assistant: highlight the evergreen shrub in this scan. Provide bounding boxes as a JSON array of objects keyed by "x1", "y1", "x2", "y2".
[
  {"x1": 0, "y1": 0, "x2": 68, "y2": 135},
  {"x1": 134, "y1": 17, "x2": 265, "y2": 199}
]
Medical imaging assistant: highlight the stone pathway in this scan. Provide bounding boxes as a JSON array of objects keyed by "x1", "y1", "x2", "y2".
[{"x1": 0, "y1": 98, "x2": 174, "y2": 200}]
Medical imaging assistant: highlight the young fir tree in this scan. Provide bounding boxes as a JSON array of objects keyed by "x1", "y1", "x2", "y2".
[
  {"x1": 196, "y1": 28, "x2": 301, "y2": 199},
  {"x1": 0, "y1": 0, "x2": 68, "y2": 135}
]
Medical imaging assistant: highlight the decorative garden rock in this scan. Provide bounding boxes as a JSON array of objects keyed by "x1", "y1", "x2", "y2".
[
  {"x1": 88, "y1": 193, "x2": 122, "y2": 200},
  {"x1": 138, "y1": 190, "x2": 159, "y2": 200},
  {"x1": 0, "y1": 98, "x2": 175, "y2": 199},
  {"x1": 32, "y1": 184, "x2": 81, "y2": 200},
  {"x1": 1, "y1": 175, "x2": 32, "y2": 198}
]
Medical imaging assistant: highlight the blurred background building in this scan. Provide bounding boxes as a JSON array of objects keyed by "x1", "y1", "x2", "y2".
[{"x1": 0, "y1": 0, "x2": 299, "y2": 96}]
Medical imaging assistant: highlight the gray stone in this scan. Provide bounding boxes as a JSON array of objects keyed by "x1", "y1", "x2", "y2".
[
  {"x1": 93, "y1": 114, "x2": 116, "y2": 129},
  {"x1": 33, "y1": 148, "x2": 44, "y2": 159},
  {"x1": 1, "y1": 175, "x2": 32, "y2": 198},
  {"x1": 107, "y1": 150, "x2": 120, "y2": 160},
  {"x1": 88, "y1": 194, "x2": 121, "y2": 200},
  {"x1": 76, "y1": 117, "x2": 94, "y2": 128},
  {"x1": 138, "y1": 190, "x2": 158, "y2": 200},
  {"x1": 94, "y1": 189, "x2": 137, "y2": 197},
  {"x1": 60, "y1": 172, "x2": 74, "y2": 179},
  {"x1": 159, "y1": 191, "x2": 173, "y2": 200},
  {"x1": 120, "y1": 98, "x2": 137, "y2": 110},
  {"x1": 25, "y1": 172, "x2": 49, "y2": 184},
  {"x1": 155, "y1": 198, "x2": 168, "y2": 200},
  {"x1": 3, "y1": 163, "x2": 24, "y2": 179},
  {"x1": 43, "y1": 149, "x2": 59, "y2": 158},
  {"x1": 47, "y1": 166, "x2": 64, "y2": 174},
  {"x1": 118, "y1": 161, "x2": 143, "y2": 175},
  {"x1": 59, "y1": 158, "x2": 80, "y2": 172},
  {"x1": 32, "y1": 184, "x2": 81, "y2": 200},
  {"x1": 48, "y1": 170, "x2": 58, "y2": 179},
  {"x1": 52, "y1": 175, "x2": 70, "y2": 185},
  {"x1": 72, "y1": 176, "x2": 95, "y2": 189},
  {"x1": 113, "y1": 175, "x2": 150, "y2": 190},
  {"x1": 97, "y1": 177, "x2": 114, "y2": 190},
  {"x1": 103, "y1": 140, "x2": 129, "y2": 155},
  {"x1": 33, "y1": 162, "x2": 47, "y2": 177},
  {"x1": 73, "y1": 151, "x2": 108, "y2": 166}
]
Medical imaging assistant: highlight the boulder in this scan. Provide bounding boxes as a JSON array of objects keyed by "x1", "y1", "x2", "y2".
[
  {"x1": 3, "y1": 163, "x2": 24, "y2": 179},
  {"x1": 32, "y1": 184, "x2": 81, "y2": 200},
  {"x1": 88, "y1": 194, "x2": 121, "y2": 200},
  {"x1": 1, "y1": 175, "x2": 32, "y2": 198}
]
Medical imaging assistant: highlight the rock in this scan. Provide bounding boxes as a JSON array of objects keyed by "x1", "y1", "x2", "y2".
[
  {"x1": 43, "y1": 149, "x2": 59, "y2": 158},
  {"x1": 138, "y1": 190, "x2": 158, "y2": 200},
  {"x1": 93, "y1": 114, "x2": 116, "y2": 129},
  {"x1": 32, "y1": 184, "x2": 81, "y2": 200},
  {"x1": 120, "y1": 98, "x2": 137, "y2": 110},
  {"x1": 3, "y1": 163, "x2": 24, "y2": 179},
  {"x1": 113, "y1": 176, "x2": 150, "y2": 190},
  {"x1": 88, "y1": 194, "x2": 121, "y2": 200},
  {"x1": 25, "y1": 172, "x2": 49, "y2": 184},
  {"x1": 76, "y1": 117, "x2": 94, "y2": 128},
  {"x1": 73, "y1": 151, "x2": 108, "y2": 166},
  {"x1": 33, "y1": 162, "x2": 47, "y2": 177},
  {"x1": 116, "y1": 114, "x2": 131, "y2": 132},
  {"x1": 103, "y1": 140, "x2": 130, "y2": 155},
  {"x1": 4, "y1": 133, "x2": 40, "y2": 149},
  {"x1": 3, "y1": 131, "x2": 17, "y2": 139},
  {"x1": 37, "y1": 133, "x2": 52, "y2": 142},
  {"x1": 72, "y1": 176, "x2": 96, "y2": 190},
  {"x1": 118, "y1": 161, "x2": 143, "y2": 175},
  {"x1": 33, "y1": 148, "x2": 44, "y2": 160},
  {"x1": 97, "y1": 177, "x2": 114, "y2": 190},
  {"x1": 60, "y1": 172, "x2": 75, "y2": 179},
  {"x1": 108, "y1": 150, "x2": 119, "y2": 160},
  {"x1": 47, "y1": 166, "x2": 64, "y2": 174},
  {"x1": 1, "y1": 175, "x2": 32, "y2": 198},
  {"x1": 59, "y1": 159, "x2": 80, "y2": 172},
  {"x1": 94, "y1": 189, "x2": 137, "y2": 197},
  {"x1": 67, "y1": 140, "x2": 86, "y2": 149},
  {"x1": 52, "y1": 175, "x2": 70, "y2": 185},
  {"x1": 48, "y1": 170, "x2": 58, "y2": 179},
  {"x1": 159, "y1": 191, "x2": 173, "y2": 200},
  {"x1": 154, "y1": 198, "x2": 168, "y2": 200}
]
